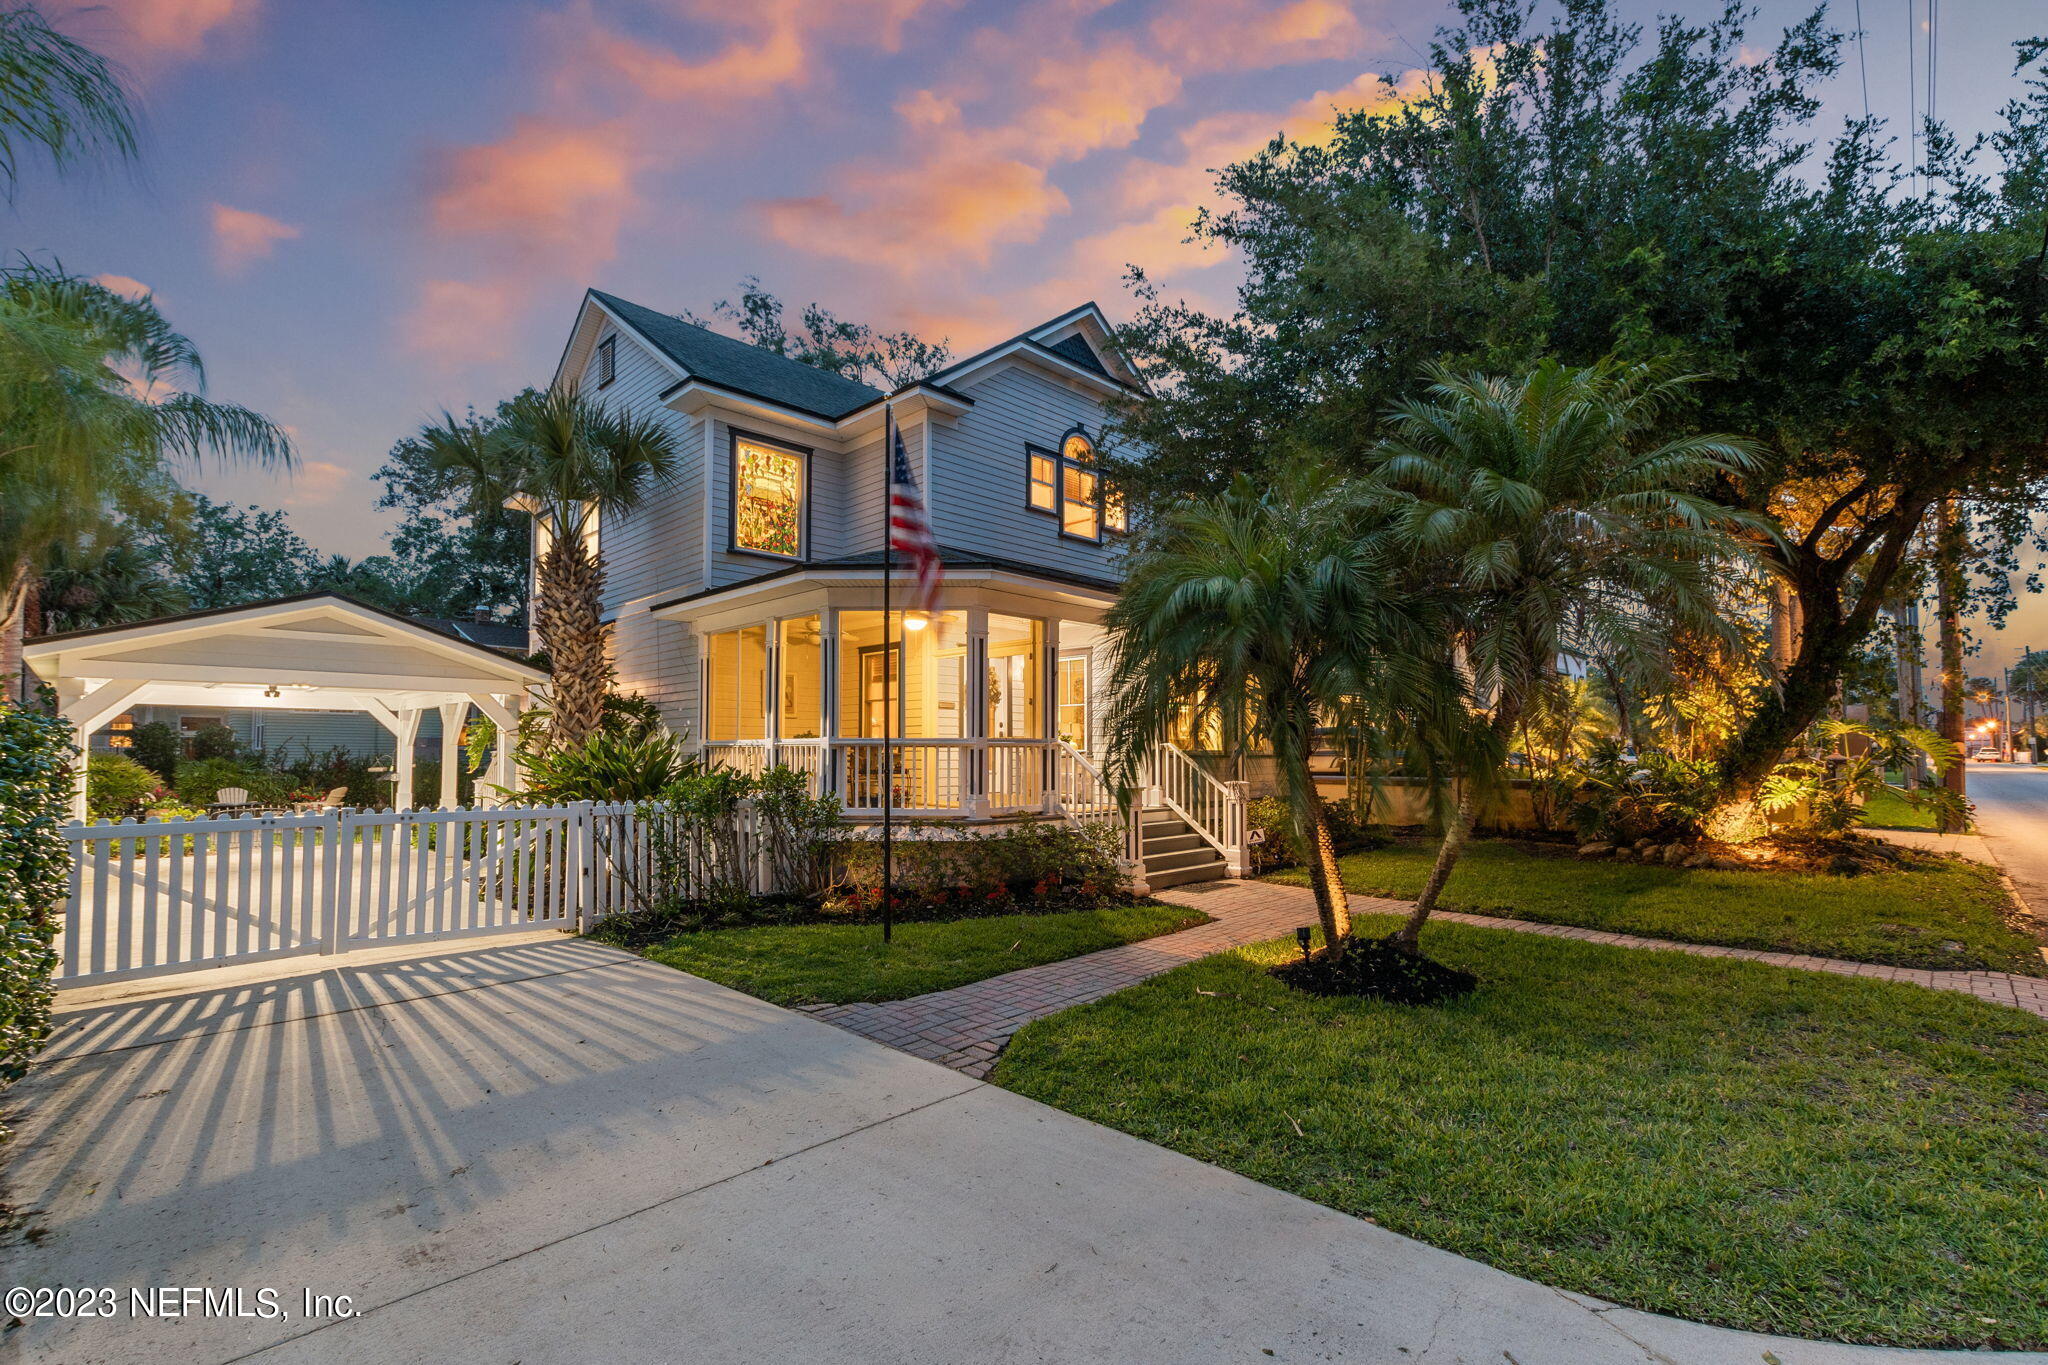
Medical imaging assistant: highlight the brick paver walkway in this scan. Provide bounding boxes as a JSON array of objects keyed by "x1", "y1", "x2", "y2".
[{"x1": 804, "y1": 879, "x2": 2048, "y2": 1077}]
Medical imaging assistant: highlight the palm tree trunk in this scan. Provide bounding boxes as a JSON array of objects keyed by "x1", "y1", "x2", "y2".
[
  {"x1": 534, "y1": 532, "x2": 612, "y2": 747},
  {"x1": 1393, "y1": 780, "x2": 1475, "y2": 949},
  {"x1": 1278, "y1": 723, "x2": 1350, "y2": 956},
  {"x1": 1393, "y1": 696, "x2": 1522, "y2": 952}
]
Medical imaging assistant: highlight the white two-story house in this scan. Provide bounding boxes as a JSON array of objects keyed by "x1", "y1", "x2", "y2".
[{"x1": 549, "y1": 291, "x2": 1179, "y2": 811}]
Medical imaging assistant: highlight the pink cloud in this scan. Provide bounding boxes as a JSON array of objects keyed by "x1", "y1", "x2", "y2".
[
  {"x1": 92, "y1": 273, "x2": 154, "y2": 300},
  {"x1": 83, "y1": 0, "x2": 263, "y2": 62},
  {"x1": 402, "y1": 279, "x2": 524, "y2": 364},
  {"x1": 427, "y1": 117, "x2": 638, "y2": 268},
  {"x1": 210, "y1": 203, "x2": 299, "y2": 273},
  {"x1": 1150, "y1": 0, "x2": 1367, "y2": 70},
  {"x1": 761, "y1": 157, "x2": 1068, "y2": 271}
]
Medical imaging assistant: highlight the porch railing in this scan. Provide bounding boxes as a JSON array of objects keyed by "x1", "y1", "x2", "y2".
[
  {"x1": 1147, "y1": 742, "x2": 1251, "y2": 876},
  {"x1": 703, "y1": 738, "x2": 1058, "y2": 817}
]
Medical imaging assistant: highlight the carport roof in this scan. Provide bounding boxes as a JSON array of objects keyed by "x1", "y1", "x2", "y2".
[{"x1": 24, "y1": 592, "x2": 548, "y2": 714}]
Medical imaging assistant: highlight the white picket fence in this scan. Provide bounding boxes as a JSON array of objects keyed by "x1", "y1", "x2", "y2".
[{"x1": 56, "y1": 801, "x2": 765, "y2": 987}]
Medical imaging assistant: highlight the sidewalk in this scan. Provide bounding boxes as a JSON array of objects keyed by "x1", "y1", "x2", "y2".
[{"x1": 807, "y1": 878, "x2": 2048, "y2": 1077}]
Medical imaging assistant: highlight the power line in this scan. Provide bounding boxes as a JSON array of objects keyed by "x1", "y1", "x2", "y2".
[
  {"x1": 1906, "y1": 0, "x2": 1919, "y2": 191},
  {"x1": 1854, "y1": 0, "x2": 1871, "y2": 121}
]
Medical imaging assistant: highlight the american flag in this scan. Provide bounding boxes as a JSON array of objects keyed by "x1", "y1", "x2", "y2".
[{"x1": 888, "y1": 417, "x2": 942, "y2": 613}]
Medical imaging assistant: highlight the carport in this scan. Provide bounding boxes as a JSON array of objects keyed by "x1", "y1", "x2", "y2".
[{"x1": 23, "y1": 592, "x2": 547, "y2": 820}]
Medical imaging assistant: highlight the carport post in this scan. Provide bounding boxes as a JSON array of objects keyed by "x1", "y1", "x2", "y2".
[{"x1": 438, "y1": 701, "x2": 467, "y2": 808}]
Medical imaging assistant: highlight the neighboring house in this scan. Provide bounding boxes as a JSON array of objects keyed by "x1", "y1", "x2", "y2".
[
  {"x1": 542, "y1": 290, "x2": 1247, "y2": 882},
  {"x1": 89, "y1": 613, "x2": 529, "y2": 763}
]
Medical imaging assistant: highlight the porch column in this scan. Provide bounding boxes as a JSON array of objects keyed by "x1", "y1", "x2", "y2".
[
  {"x1": 57, "y1": 679, "x2": 148, "y2": 822},
  {"x1": 688, "y1": 628, "x2": 708, "y2": 755},
  {"x1": 438, "y1": 701, "x2": 467, "y2": 808},
  {"x1": 819, "y1": 606, "x2": 841, "y2": 802},
  {"x1": 1041, "y1": 617, "x2": 1061, "y2": 813},
  {"x1": 965, "y1": 607, "x2": 990, "y2": 818}
]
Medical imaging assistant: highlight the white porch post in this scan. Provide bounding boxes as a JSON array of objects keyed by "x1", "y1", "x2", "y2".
[
  {"x1": 1041, "y1": 616, "x2": 1061, "y2": 813},
  {"x1": 438, "y1": 701, "x2": 466, "y2": 808},
  {"x1": 57, "y1": 679, "x2": 148, "y2": 822},
  {"x1": 819, "y1": 606, "x2": 841, "y2": 803},
  {"x1": 965, "y1": 607, "x2": 989, "y2": 818}
]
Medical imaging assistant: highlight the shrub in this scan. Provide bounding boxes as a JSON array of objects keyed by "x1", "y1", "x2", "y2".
[
  {"x1": 1568, "y1": 748, "x2": 1718, "y2": 843},
  {"x1": 837, "y1": 816, "x2": 1128, "y2": 913},
  {"x1": 754, "y1": 765, "x2": 841, "y2": 897},
  {"x1": 173, "y1": 757, "x2": 289, "y2": 807},
  {"x1": 520, "y1": 725, "x2": 700, "y2": 802},
  {"x1": 279, "y1": 747, "x2": 389, "y2": 807},
  {"x1": 0, "y1": 705, "x2": 71, "y2": 1134},
  {"x1": 184, "y1": 721, "x2": 242, "y2": 761},
  {"x1": 127, "y1": 721, "x2": 181, "y2": 780},
  {"x1": 87, "y1": 752, "x2": 161, "y2": 819},
  {"x1": 1245, "y1": 794, "x2": 1383, "y2": 874}
]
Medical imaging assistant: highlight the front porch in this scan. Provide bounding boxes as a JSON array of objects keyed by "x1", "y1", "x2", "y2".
[{"x1": 663, "y1": 565, "x2": 1118, "y2": 821}]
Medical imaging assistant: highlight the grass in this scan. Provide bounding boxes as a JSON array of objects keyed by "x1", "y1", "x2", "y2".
[
  {"x1": 1861, "y1": 785, "x2": 1940, "y2": 830},
  {"x1": 995, "y1": 915, "x2": 2048, "y2": 1350},
  {"x1": 1271, "y1": 837, "x2": 2044, "y2": 974},
  {"x1": 631, "y1": 902, "x2": 1208, "y2": 1006}
]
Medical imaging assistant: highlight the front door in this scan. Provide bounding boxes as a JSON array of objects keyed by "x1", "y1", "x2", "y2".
[{"x1": 860, "y1": 645, "x2": 898, "y2": 737}]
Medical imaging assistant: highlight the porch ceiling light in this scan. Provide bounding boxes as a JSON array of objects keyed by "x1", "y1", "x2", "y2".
[{"x1": 903, "y1": 612, "x2": 931, "y2": 631}]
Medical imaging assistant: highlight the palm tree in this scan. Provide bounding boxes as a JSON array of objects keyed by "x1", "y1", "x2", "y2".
[
  {"x1": 1, "y1": 266, "x2": 293, "y2": 696},
  {"x1": 35, "y1": 535, "x2": 187, "y2": 634},
  {"x1": 417, "y1": 387, "x2": 680, "y2": 746},
  {"x1": 0, "y1": 4, "x2": 137, "y2": 199},
  {"x1": 1101, "y1": 470, "x2": 1458, "y2": 958},
  {"x1": 1368, "y1": 359, "x2": 1763, "y2": 949}
]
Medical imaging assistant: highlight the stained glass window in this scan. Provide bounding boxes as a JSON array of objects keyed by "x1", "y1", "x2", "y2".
[{"x1": 734, "y1": 438, "x2": 804, "y2": 558}]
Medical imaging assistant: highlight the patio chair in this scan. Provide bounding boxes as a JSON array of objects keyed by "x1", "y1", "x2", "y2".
[
  {"x1": 206, "y1": 786, "x2": 255, "y2": 815},
  {"x1": 292, "y1": 786, "x2": 350, "y2": 813}
]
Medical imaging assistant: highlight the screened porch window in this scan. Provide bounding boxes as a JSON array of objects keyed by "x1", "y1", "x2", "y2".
[
  {"x1": 703, "y1": 624, "x2": 769, "y2": 741},
  {"x1": 733, "y1": 436, "x2": 806, "y2": 559}
]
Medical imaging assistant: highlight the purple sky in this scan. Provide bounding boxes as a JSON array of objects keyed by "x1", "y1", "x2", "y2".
[{"x1": 8, "y1": 0, "x2": 2044, "y2": 615}]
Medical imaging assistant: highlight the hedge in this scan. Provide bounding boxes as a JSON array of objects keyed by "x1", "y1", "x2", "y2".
[{"x1": 0, "y1": 703, "x2": 71, "y2": 1133}]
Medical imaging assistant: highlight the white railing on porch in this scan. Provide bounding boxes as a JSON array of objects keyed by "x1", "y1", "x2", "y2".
[
  {"x1": 704, "y1": 738, "x2": 1062, "y2": 818},
  {"x1": 1147, "y1": 742, "x2": 1251, "y2": 876}
]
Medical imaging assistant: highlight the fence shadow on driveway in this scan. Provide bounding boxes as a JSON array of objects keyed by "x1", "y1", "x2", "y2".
[{"x1": 6, "y1": 936, "x2": 976, "y2": 1362}]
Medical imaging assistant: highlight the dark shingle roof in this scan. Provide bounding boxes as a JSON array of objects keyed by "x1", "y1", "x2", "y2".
[
  {"x1": 591, "y1": 291, "x2": 885, "y2": 421},
  {"x1": 1044, "y1": 332, "x2": 1108, "y2": 376}
]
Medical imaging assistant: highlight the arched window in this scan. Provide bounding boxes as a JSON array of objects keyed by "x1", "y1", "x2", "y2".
[{"x1": 1026, "y1": 425, "x2": 1124, "y2": 540}]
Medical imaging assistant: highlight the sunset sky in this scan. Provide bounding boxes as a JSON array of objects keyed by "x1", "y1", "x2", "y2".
[{"x1": 9, "y1": 0, "x2": 2046, "y2": 656}]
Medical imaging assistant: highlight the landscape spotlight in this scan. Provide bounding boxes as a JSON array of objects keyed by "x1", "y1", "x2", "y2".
[{"x1": 1295, "y1": 926, "x2": 1313, "y2": 960}]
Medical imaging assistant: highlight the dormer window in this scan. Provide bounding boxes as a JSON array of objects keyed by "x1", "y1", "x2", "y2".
[
  {"x1": 732, "y1": 432, "x2": 807, "y2": 559},
  {"x1": 596, "y1": 334, "x2": 616, "y2": 388}
]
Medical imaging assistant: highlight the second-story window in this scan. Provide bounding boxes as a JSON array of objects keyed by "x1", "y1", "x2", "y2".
[
  {"x1": 596, "y1": 334, "x2": 616, "y2": 388},
  {"x1": 732, "y1": 434, "x2": 806, "y2": 559},
  {"x1": 1059, "y1": 428, "x2": 1099, "y2": 541}
]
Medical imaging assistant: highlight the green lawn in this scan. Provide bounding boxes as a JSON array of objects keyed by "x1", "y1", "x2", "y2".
[
  {"x1": 995, "y1": 917, "x2": 2048, "y2": 1350},
  {"x1": 1271, "y1": 837, "x2": 2043, "y2": 974},
  {"x1": 630, "y1": 903, "x2": 1208, "y2": 1006},
  {"x1": 1861, "y1": 785, "x2": 1940, "y2": 830}
]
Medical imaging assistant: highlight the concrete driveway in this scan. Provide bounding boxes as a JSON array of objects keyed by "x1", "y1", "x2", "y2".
[{"x1": 4, "y1": 937, "x2": 2041, "y2": 1365}]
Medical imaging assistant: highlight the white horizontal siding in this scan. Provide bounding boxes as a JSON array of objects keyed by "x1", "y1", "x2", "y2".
[
  {"x1": 589, "y1": 325, "x2": 701, "y2": 615},
  {"x1": 930, "y1": 365, "x2": 1124, "y2": 581}
]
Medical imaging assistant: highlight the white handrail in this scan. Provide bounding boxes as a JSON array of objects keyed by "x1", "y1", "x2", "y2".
[
  {"x1": 1150, "y1": 743, "x2": 1250, "y2": 876},
  {"x1": 1051, "y1": 740, "x2": 1148, "y2": 893}
]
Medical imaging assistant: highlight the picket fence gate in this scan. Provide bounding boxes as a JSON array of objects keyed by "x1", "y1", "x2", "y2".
[{"x1": 57, "y1": 801, "x2": 775, "y2": 987}]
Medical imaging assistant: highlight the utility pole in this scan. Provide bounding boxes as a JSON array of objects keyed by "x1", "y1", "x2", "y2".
[{"x1": 1935, "y1": 499, "x2": 1968, "y2": 828}]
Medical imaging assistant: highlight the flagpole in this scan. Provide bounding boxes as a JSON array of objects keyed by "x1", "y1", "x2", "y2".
[{"x1": 880, "y1": 401, "x2": 895, "y2": 944}]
